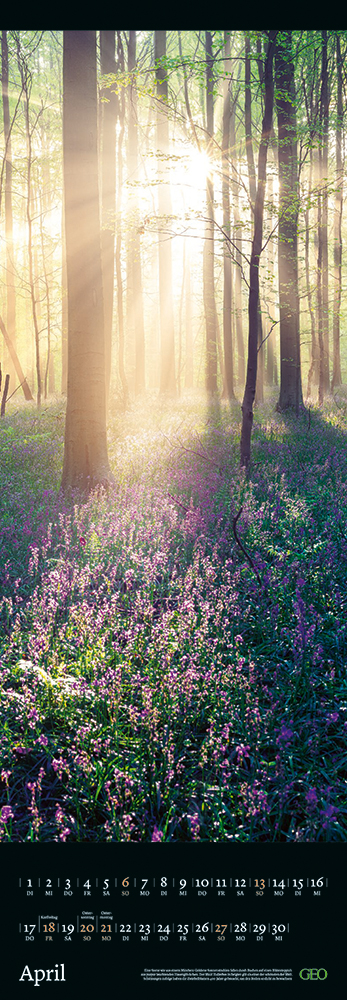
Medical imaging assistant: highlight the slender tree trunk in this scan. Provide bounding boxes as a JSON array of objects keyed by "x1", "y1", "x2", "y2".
[
  {"x1": 275, "y1": 31, "x2": 303, "y2": 413},
  {"x1": 230, "y1": 94, "x2": 245, "y2": 387},
  {"x1": 100, "y1": 31, "x2": 117, "y2": 409},
  {"x1": 155, "y1": 30, "x2": 176, "y2": 394},
  {"x1": 245, "y1": 33, "x2": 263, "y2": 404},
  {"x1": 317, "y1": 159, "x2": 324, "y2": 405},
  {"x1": 24, "y1": 79, "x2": 42, "y2": 406},
  {"x1": 1, "y1": 373, "x2": 10, "y2": 416},
  {"x1": 15, "y1": 38, "x2": 42, "y2": 406},
  {"x1": 204, "y1": 31, "x2": 218, "y2": 395},
  {"x1": 0, "y1": 314, "x2": 33, "y2": 400},
  {"x1": 241, "y1": 32, "x2": 276, "y2": 469},
  {"x1": 127, "y1": 30, "x2": 145, "y2": 394},
  {"x1": 331, "y1": 32, "x2": 343, "y2": 390},
  {"x1": 1, "y1": 31, "x2": 16, "y2": 388},
  {"x1": 61, "y1": 30, "x2": 112, "y2": 491},
  {"x1": 61, "y1": 197, "x2": 68, "y2": 393},
  {"x1": 115, "y1": 32, "x2": 129, "y2": 408},
  {"x1": 39, "y1": 191, "x2": 52, "y2": 399},
  {"x1": 222, "y1": 32, "x2": 235, "y2": 399},
  {"x1": 48, "y1": 352, "x2": 55, "y2": 394},
  {"x1": 176, "y1": 240, "x2": 186, "y2": 395},
  {"x1": 184, "y1": 241, "x2": 193, "y2": 389},
  {"x1": 245, "y1": 34, "x2": 257, "y2": 208},
  {"x1": 320, "y1": 30, "x2": 330, "y2": 396},
  {"x1": 306, "y1": 148, "x2": 319, "y2": 396},
  {"x1": 264, "y1": 171, "x2": 275, "y2": 385}
]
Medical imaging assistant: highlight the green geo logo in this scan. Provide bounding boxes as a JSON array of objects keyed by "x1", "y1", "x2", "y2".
[{"x1": 299, "y1": 969, "x2": 328, "y2": 980}]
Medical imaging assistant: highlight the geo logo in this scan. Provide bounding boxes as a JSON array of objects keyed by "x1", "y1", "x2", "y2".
[{"x1": 299, "y1": 969, "x2": 328, "y2": 980}]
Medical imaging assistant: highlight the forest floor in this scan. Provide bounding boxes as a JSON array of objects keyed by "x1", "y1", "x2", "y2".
[{"x1": 0, "y1": 389, "x2": 346, "y2": 842}]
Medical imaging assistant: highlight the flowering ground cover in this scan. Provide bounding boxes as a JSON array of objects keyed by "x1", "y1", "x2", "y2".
[{"x1": 0, "y1": 392, "x2": 346, "y2": 842}]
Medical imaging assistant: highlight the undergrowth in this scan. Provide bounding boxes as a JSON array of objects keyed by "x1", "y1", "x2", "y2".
[{"x1": 0, "y1": 392, "x2": 346, "y2": 842}]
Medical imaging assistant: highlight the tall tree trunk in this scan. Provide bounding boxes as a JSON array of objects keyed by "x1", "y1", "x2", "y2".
[
  {"x1": 39, "y1": 190, "x2": 52, "y2": 400},
  {"x1": 222, "y1": 32, "x2": 235, "y2": 399},
  {"x1": 241, "y1": 32, "x2": 276, "y2": 469},
  {"x1": 61, "y1": 30, "x2": 112, "y2": 491},
  {"x1": 230, "y1": 93, "x2": 245, "y2": 387},
  {"x1": 331, "y1": 32, "x2": 343, "y2": 390},
  {"x1": 204, "y1": 31, "x2": 218, "y2": 395},
  {"x1": 245, "y1": 34, "x2": 257, "y2": 208},
  {"x1": 127, "y1": 30, "x2": 145, "y2": 395},
  {"x1": 61, "y1": 197, "x2": 68, "y2": 393},
  {"x1": 275, "y1": 31, "x2": 303, "y2": 413},
  {"x1": 1, "y1": 31, "x2": 16, "y2": 389},
  {"x1": 155, "y1": 30, "x2": 176, "y2": 395},
  {"x1": 320, "y1": 29, "x2": 330, "y2": 397},
  {"x1": 264, "y1": 170, "x2": 276, "y2": 386},
  {"x1": 317, "y1": 160, "x2": 324, "y2": 405},
  {"x1": 115, "y1": 32, "x2": 129, "y2": 408},
  {"x1": 306, "y1": 148, "x2": 319, "y2": 396},
  {"x1": 19, "y1": 52, "x2": 42, "y2": 408},
  {"x1": 245, "y1": 33, "x2": 263, "y2": 404},
  {"x1": 100, "y1": 30, "x2": 117, "y2": 409},
  {"x1": 176, "y1": 240, "x2": 186, "y2": 395},
  {"x1": 184, "y1": 240, "x2": 193, "y2": 389}
]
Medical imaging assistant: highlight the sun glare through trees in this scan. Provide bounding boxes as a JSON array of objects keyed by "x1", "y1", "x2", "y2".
[{"x1": 0, "y1": 30, "x2": 346, "y2": 845}]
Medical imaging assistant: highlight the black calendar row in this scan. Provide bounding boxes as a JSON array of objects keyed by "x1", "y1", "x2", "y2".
[
  {"x1": 20, "y1": 918, "x2": 290, "y2": 939},
  {"x1": 20, "y1": 875, "x2": 327, "y2": 895}
]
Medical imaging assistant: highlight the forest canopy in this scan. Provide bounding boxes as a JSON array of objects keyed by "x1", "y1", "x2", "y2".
[{"x1": 0, "y1": 30, "x2": 345, "y2": 442}]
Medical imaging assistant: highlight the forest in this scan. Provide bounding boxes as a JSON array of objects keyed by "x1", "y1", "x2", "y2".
[{"x1": 0, "y1": 29, "x2": 346, "y2": 843}]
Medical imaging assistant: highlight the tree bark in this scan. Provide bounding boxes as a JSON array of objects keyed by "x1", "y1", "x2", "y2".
[
  {"x1": 222, "y1": 32, "x2": 235, "y2": 400},
  {"x1": 100, "y1": 30, "x2": 117, "y2": 409},
  {"x1": 331, "y1": 32, "x2": 343, "y2": 390},
  {"x1": 1, "y1": 374, "x2": 10, "y2": 416},
  {"x1": 204, "y1": 31, "x2": 218, "y2": 395},
  {"x1": 0, "y1": 314, "x2": 33, "y2": 400},
  {"x1": 16, "y1": 37, "x2": 42, "y2": 407},
  {"x1": 155, "y1": 30, "x2": 176, "y2": 395},
  {"x1": 306, "y1": 148, "x2": 319, "y2": 396},
  {"x1": 245, "y1": 33, "x2": 264, "y2": 404},
  {"x1": 275, "y1": 30, "x2": 303, "y2": 413},
  {"x1": 1, "y1": 31, "x2": 16, "y2": 388},
  {"x1": 245, "y1": 34, "x2": 257, "y2": 209},
  {"x1": 61, "y1": 196, "x2": 68, "y2": 393},
  {"x1": 127, "y1": 30, "x2": 145, "y2": 395},
  {"x1": 115, "y1": 32, "x2": 129, "y2": 409},
  {"x1": 320, "y1": 30, "x2": 330, "y2": 397},
  {"x1": 241, "y1": 32, "x2": 276, "y2": 469},
  {"x1": 61, "y1": 30, "x2": 112, "y2": 492},
  {"x1": 184, "y1": 241, "x2": 193, "y2": 389},
  {"x1": 230, "y1": 92, "x2": 245, "y2": 387}
]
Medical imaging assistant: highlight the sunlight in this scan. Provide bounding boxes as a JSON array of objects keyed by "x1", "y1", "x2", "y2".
[{"x1": 186, "y1": 147, "x2": 212, "y2": 188}]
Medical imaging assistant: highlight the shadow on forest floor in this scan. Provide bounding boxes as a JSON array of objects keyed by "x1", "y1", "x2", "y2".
[{"x1": 0, "y1": 390, "x2": 346, "y2": 842}]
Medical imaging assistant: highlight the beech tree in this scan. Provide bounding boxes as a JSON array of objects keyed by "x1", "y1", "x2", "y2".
[
  {"x1": 331, "y1": 33, "x2": 343, "y2": 389},
  {"x1": 318, "y1": 29, "x2": 329, "y2": 402},
  {"x1": 155, "y1": 30, "x2": 176, "y2": 395},
  {"x1": 275, "y1": 30, "x2": 303, "y2": 413},
  {"x1": 240, "y1": 31, "x2": 276, "y2": 469},
  {"x1": 127, "y1": 30, "x2": 145, "y2": 394},
  {"x1": 100, "y1": 29, "x2": 117, "y2": 409},
  {"x1": 1, "y1": 31, "x2": 16, "y2": 388},
  {"x1": 61, "y1": 30, "x2": 112, "y2": 491},
  {"x1": 221, "y1": 31, "x2": 234, "y2": 399},
  {"x1": 245, "y1": 32, "x2": 264, "y2": 404},
  {"x1": 203, "y1": 30, "x2": 218, "y2": 395}
]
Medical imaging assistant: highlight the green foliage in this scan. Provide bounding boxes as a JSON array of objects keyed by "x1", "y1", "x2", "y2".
[{"x1": 0, "y1": 394, "x2": 346, "y2": 842}]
